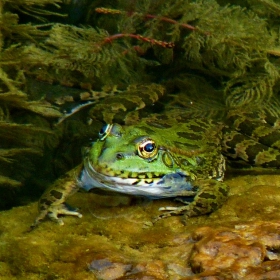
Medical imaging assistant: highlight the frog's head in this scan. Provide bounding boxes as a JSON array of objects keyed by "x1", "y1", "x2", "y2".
[
  {"x1": 81, "y1": 121, "x2": 225, "y2": 197},
  {"x1": 89, "y1": 123, "x2": 184, "y2": 176}
]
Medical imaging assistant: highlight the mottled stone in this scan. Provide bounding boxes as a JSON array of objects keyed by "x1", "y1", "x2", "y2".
[
  {"x1": 88, "y1": 259, "x2": 132, "y2": 280},
  {"x1": 189, "y1": 221, "x2": 280, "y2": 278}
]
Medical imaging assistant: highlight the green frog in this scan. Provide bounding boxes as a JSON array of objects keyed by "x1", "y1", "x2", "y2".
[{"x1": 31, "y1": 84, "x2": 280, "y2": 228}]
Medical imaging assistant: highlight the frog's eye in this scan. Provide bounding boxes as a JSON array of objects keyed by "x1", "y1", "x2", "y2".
[
  {"x1": 137, "y1": 138, "x2": 158, "y2": 159},
  {"x1": 99, "y1": 124, "x2": 113, "y2": 140}
]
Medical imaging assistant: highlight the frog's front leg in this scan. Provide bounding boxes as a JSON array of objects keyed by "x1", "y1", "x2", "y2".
[
  {"x1": 155, "y1": 179, "x2": 228, "y2": 222},
  {"x1": 30, "y1": 164, "x2": 84, "y2": 229}
]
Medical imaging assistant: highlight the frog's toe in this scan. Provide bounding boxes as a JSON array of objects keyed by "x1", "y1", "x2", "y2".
[
  {"x1": 29, "y1": 209, "x2": 49, "y2": 230},
  {"x1": 158, "y1": 206, "x2": 179, "y2": 211},
  {"x1": 47, "y1": 214, "x2": 64, "y2": 226},
  {"x1": 152, "y1": 212, "x2": 174, "y2": 223},
  {"x1": 159, "y1": 205, "x2": 190, "y2": 215},
  {"x1": 152, "y1": 205, "x2": 188, "y2": 223},
  {"x1": 47, "y1": 203, "x2": 82, "y2": 225}
]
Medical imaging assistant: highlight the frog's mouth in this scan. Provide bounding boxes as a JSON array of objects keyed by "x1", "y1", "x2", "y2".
[{"x1": 78, "y1": 157, "x2": 196, "y2": 198}]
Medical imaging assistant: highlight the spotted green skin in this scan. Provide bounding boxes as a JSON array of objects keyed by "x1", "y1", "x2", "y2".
[
  {"x1": 86, "y1": 118, "x2": 228, "y2": 221},
  {"x1": 32, "y1": 115, "x2": 229, "y2": 228},
  {"x1": 89, "y1": 119, "x2": 225, "y2": 188},
  {"x1": 31, "y1": 84, "x2": 280, "y2": 228}
]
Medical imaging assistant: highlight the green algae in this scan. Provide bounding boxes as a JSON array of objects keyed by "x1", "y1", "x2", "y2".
[{"x1": 1, "y1": 174, "x2": 280, "y2": 279}]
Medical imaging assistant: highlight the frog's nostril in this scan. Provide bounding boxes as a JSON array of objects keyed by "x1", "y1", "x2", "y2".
[{"x1": 116, "y1": 153, "x2": 124, "y2": 160}]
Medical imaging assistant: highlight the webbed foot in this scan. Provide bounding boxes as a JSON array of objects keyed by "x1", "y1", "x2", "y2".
[
  {"x1": 29, "y1": 203, "x2": 82, "y2": 231},
  {"x1": 153, "y1": 180, "x2": 228, "y2": 223}
]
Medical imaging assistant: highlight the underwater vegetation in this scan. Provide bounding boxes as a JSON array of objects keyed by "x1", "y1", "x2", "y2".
[{"x1": 1, "y1": 0, "x2": 280, "y2": 209}]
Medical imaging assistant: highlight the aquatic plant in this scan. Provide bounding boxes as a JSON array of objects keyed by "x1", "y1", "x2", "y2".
[
  {"x1": 0, "y1": 0, "x2": 64, "y2": 207},
  {"x1": 92, "y1": 1, "x2": 279, "y2": 107},
  {"x1": 1, "y1": 0, "x2": 280, "y2": 209}
]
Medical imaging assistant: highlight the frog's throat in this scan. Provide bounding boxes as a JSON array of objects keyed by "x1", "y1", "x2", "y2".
[{"x1": 78, "y1": 157, "x2": 195, "y2": 198}]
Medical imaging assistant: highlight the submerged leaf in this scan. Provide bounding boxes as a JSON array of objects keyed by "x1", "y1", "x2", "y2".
[
  {"x1": 25, "y1": 101, "x2": 63, "y2": 118},
  {"x1": 0, "y1": 175, "x2": 22, "y2": 188}
]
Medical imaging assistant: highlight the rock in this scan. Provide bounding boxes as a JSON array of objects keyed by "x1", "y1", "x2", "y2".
[
  {"x1": 1, "y1": 175, "x2": 280, "y2": 279},
  {"x1": 189, "y1": 221, "x2": 280, "y2": 278}
]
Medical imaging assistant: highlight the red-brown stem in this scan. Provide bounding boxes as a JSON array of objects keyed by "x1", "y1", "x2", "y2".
[
  {"x1": 103, "y1": 33, "x2": 175, "y2": 48},
  {"x1": 144, "y1": 14, "x2": 196, "y2": 31},
  {"x1": 95, "y1": 7, "x2": 197, "y2": 32},
  {"x1": 95, "y1": 7, "x2": 123, "y2": 15}
]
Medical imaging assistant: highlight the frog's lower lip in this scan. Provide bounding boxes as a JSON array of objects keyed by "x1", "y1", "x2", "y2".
[{"x1": 78, "y1": 157, "x2": 194, "y2": 198}]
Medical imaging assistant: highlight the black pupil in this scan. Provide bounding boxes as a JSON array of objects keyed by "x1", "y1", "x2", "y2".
[
  {"x1": 99, "y1": 125, "x2": 108, "y2": 136},
  {"x1": 144, "y1": 143, "x2": 155, "y2": 152}
]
